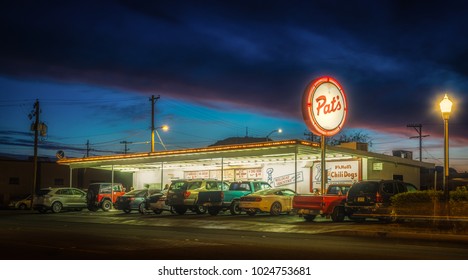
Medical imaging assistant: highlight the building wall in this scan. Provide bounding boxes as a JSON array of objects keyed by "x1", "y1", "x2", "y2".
[
  {"x1": 0, "y1": 159, "x2": 132, "y2": 206},
  {"x1": 367, "y1": 159, "x2": 421, "y2": 187}
]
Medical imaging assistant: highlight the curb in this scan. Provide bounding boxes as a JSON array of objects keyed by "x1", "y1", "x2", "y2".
[{"x1": 325, "y1": 229, "x2": 468, "y2": 244}]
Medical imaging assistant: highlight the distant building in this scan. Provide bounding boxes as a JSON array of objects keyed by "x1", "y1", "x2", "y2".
[{"x1": 0, "y1": 155, "x2": 131, "y2": 207}]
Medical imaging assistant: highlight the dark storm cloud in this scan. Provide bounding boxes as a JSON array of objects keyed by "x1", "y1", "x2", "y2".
[{"x1": 1, "y1": 0, "x2": 467, "y2": 141}]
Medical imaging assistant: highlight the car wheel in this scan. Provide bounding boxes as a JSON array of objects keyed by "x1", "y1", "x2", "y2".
[
  {"x1": 303, "y1": 214, "x2": 316, "y2": 222},
  {"x1": 247, "y1": 210, "x2": 257, "y2": 216},
  {"x1": 195, "y1": 205, "x2": 206, "y2": 215},
  {"x1": 101, "y1": 200, "x2": 112, "y2": 211},
  {"x1": 229, "y1": 200, "x2": 241, "y2": 215},
  {"x1": 153, "y1": 209, "x2": 163, "y2": 215},
  {"x1": 123, "y1": 208, "x2": 131, "y2": 214},
  {"x1": 138, "y1": 203, "x2": 145, "y2": 213},
  {"x1": 270, "y1": 202, "x2": 282, "y2": 216},
  {"x1": 51, "y1": 201, "x2": 63, "y2": 213},
  {"x1": 174, "y1": 206, "x2": 187, "y2": 215},
  {"x1": 207, "y1": 207, "x2": 220, "y2": 216},
  {"x1": 19, "y1": 203, "x2": 27, "y2": 210},
  {"x1": 331, "y1": 206, "x2": 345, "y2": 222}
]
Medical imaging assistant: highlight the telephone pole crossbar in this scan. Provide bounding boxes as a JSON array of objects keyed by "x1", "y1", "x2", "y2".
[{"x1": 407, "y1": 123, "x2": 429, "y2": 162}]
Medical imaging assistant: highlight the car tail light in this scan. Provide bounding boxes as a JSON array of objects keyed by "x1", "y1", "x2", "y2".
[
  {"x1": 129, "y1": 197, "x2": 135, "y2": 201},
  {"x1": 184, "y1": 191, "x2": 191, "y2": 199},
  {"x1": 375, "y1": 192, "x2": 383, "y2": 203}
]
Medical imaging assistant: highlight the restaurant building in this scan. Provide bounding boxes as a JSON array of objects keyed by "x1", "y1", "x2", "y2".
[{"x1": 57, "y1": 139, "x2": 434, "y2": 193}]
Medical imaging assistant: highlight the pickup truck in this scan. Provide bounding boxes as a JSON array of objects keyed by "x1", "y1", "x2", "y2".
[
  {"x1": 293, "y1": 184, "x2": 351, "y2": 222},
  {"x1": 196, "y1": 180, "x2": 272, "y2": 216}
]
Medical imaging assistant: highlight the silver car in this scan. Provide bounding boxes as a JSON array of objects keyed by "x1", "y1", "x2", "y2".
[{"x1": 33, "y1": 187, "x2": 87, "y2": 213}]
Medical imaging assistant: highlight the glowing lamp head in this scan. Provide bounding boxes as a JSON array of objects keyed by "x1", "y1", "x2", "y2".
[
  {"x1": 161, "y1": 125, "x2": 169, "y2": 131},
  {"x1": 278, "y1": 128, "x2": 283, "y2": 133},
  {"x1": 439, "y1": 94, "x2": 453, "y2": 120}
]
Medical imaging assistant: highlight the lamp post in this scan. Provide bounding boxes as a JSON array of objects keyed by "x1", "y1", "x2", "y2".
[
  {"x1": 439, "y1": 94, "x2": 452, "y2": 202},
  {"x1": 266, "y1": 128, "x2": 282, "y2": 141},
  {"x1": 154, "y1": 125, "x2": 169, "y2": 151}
]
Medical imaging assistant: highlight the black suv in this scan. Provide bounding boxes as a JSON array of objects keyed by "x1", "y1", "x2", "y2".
[{"x1": 345, "y1": 180, "x2": 418, "y2": 221}]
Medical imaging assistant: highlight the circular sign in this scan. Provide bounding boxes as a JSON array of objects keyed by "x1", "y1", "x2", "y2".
[
  {"x1": 302, "y1": 76, "x2": 348, "y2": 137},
  {"x1": 56, "y1": 150, "x2": 65, "y2": 159}
]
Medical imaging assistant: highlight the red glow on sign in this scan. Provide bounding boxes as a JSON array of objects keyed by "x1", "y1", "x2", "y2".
[{"x1": 302, "y1": 76, "x2": 348, "y2": 137}]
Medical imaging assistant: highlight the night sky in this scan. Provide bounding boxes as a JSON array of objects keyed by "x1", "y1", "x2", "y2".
[{"x1": 1, "y1": 0, "x2": 467, "y2": 171}]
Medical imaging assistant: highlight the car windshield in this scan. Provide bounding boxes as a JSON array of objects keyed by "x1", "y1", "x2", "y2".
[
  {"x1": 405, "y1": 183, "x2": 418, "y2": 192},
  {"x1": 348, "y1": 182, "x2": 379, "y2": 195},
  {"x1": 169, "y1": 181, "x2": 186, "y2": 190},
  {"x1": 229, "y1": 183, "x2": 250, "y2": 191},
  {"x1": 328, "y1": 185, "x2": 350, "y2": 195},
  {"x1": 252, "y1": 189, "x2": 279, "y2": 195},
  {"x1": 126, "y1": 189, "x2": 147, "y2": 196}
]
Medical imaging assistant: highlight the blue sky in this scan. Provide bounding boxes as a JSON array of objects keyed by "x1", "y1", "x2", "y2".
[{"x1": 0, "y1": 0, "x2": 467, "y2": 172}]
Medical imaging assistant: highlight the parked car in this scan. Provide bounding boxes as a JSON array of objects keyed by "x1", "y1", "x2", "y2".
[
  {"x1": 293, "y1": 184, "x2": 351, "y2": 222},
  {"x1": 86, "y1": 183, "x2": 126, "y2": 211},
  {"x1": 239, "y1": 187, "x2": 297, "y2": 216},
  {"x1": 14, "y1": 195, "x2": 32, "y2": 210},
  {"x1": 345, "y1": 180, "x2": 418, "y2": 222},
  {"x1": 33, "y1": 187, "x2": 87, "y2": 213},
  {"x1": 197, "y1": 180, "x2": 272, "y2": 216},
  {"x1": 114, "y1": 189, "x2": 154, "y2": 213},
  {"x1": 141, "y1": 191, "x2": 171, "y2": 214},
  {"x1": 166, "y1": 179, "x2": 230, "y2": 215},
  {"x1": 326, "y1": 184, "x2": 351, "y2": 195}
]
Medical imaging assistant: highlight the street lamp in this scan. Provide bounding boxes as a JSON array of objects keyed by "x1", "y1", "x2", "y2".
[
  {"x1": 439, "y1": 94, "x2": 452, "y2": 201},
  {"x1": 266, "y1": 128, "x2": 282, "y2": 141},
  {"x1": 153, "y1": 125, "x2": 169, "y2": 151}
]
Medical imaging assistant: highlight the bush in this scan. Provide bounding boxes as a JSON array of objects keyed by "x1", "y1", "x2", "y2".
[
  {"x1": 450, "y1": 186, "x2": 468, "y2": 202},
  {"x1": 391, "y1": 188, "x2": 468, "y2": 217},
  {"x1": 391, "y1": 190, "x2": 442, "y2": 208}
]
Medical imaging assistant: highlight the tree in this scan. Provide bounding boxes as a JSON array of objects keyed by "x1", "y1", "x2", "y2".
[{"x1": 328, "y1": 130, "x2": 372, "y2": 147}]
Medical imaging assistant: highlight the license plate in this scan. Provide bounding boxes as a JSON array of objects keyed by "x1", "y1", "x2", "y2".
[{"x1": 357, "y1": 197, "x2": 365, "y2": 202}]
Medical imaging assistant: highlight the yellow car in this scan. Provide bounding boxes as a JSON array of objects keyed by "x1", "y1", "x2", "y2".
[
  {"x1": 14, "y1": 195, "x2": 32, "y2": 210},
  {"x1": 239, "y1": 188, "x2": 297, "y2": 216}
]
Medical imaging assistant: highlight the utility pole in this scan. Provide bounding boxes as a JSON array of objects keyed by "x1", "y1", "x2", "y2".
[
  {"x1": 86, "y1": 140, "x2": 90, "y2": 157},
  {"x1": 120, "y1": 141, "x2": 132, "y2": 154},
  {"x1": 150, "y1": 95, "x2": 160, "y2": 152},
  {"x1": 407, "y1": 124, "x2": 429, "y2": 162},
  {"x1": 32, "y1": 99, "x2": 40, "y2": 198}
]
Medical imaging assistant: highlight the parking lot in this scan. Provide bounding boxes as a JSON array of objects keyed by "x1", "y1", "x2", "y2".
[{"x1": 1, "y1": 208, "x2": 467, "y2": 260}]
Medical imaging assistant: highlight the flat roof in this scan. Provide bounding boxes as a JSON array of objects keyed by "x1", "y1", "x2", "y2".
[{"x1": 57, "y1": 139, "x2": 434, "y2": 171}]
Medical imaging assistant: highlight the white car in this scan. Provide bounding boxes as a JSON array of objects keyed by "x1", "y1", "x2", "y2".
[
  {"x1": 33, "y1": 187, "x2": 87, "y2": 213},
  {"x1": 141, "y1": 191, "x2": 171, "y2": 214}
]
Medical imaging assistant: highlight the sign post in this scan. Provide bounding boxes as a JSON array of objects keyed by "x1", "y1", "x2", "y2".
[{"x1": 302, "y1": 76, "x2": 348, "y2": 194}]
